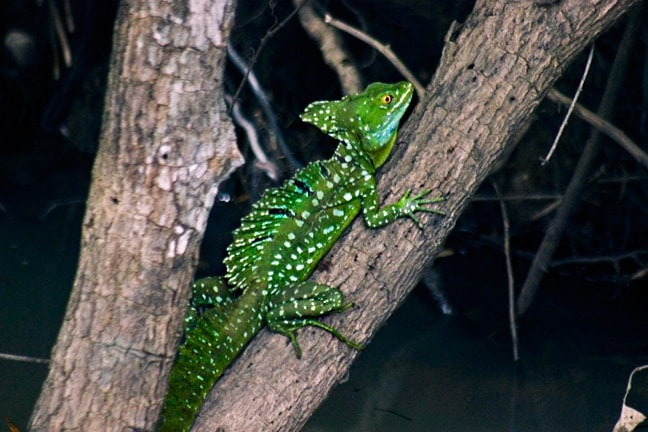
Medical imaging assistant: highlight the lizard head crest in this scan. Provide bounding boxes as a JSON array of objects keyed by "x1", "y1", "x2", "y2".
[{"x1": 300, "y1": 81, "x2": 414, "y2": 168}]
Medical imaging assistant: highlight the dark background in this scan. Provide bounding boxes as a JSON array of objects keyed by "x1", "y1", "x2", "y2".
[{"x1": 0, "y1": 1, "x2": 646, "y2": 430}]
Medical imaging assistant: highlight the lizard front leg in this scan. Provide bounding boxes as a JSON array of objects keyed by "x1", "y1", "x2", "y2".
[
  {"x1": 361, "y1": 179, "x2": 446, "y2": 229},
  {"x1": 266, "y1": 281, "x2": 363, "y2": 358}
]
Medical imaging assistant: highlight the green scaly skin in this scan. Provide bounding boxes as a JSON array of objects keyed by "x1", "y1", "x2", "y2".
[{"x1": 158, "y1": 81, "x2": 445, "y2": 431}]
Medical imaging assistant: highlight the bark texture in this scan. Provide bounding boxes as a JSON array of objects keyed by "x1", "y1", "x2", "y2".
[
  {"x1": 29, "y1": 0, "x2": 240, "y2": 430},
  {"x1": 192, "y1": 0, "x2": 641, "y2": 431}
]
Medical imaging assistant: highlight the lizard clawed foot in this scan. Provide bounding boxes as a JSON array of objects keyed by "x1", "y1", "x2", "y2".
[
  {"x1": 398, "y1": 189, "x2": 447, "y2": 229},
  {"x1": 271, "y1": 317, "x2": 363, "y2": 359}
]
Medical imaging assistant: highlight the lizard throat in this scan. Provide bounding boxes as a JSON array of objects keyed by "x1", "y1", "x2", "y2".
[{"x1": 369, "y1": 131, "x2": 398, "y2": 168}]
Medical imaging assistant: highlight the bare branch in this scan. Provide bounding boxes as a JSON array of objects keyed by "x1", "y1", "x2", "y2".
[
  {"x1": 516, "y1": 5, "x2": 644, "y2": 315},
  {"x1": 295, "y1": 1, "x2": 362, "y2": 94},
  {"x1": 493, "y1": 180, "x2": 519, "y2": 361},
  {"x1": 542, "y1": 44, "x2": 595, "y2": 164},
  {"x1": 546, "y1": 88, "x2": 648, "y2": 170},
  {"x1": 324, "y1": 13, "x2": 426, "y2": 98}
]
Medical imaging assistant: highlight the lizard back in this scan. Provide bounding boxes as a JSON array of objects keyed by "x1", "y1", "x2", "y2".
[{"x1": 223, "y1": 146, "x2": 371, "y2": 295}]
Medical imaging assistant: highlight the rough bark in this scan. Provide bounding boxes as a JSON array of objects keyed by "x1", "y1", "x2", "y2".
[
  {"x1": 29, "y1": 0, "x2": 240, "y2": 430},
  {"x1": 192, "y1": 0, "x2": 641, "y2": 431}
]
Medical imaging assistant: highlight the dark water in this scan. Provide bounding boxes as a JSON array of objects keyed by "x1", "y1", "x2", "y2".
[
  {"x1": 0, "y1": 205, "x2": 83, "y2": 428},
  {"x1": 305, "y1": 288, "x2": 645, "y2": 432}
]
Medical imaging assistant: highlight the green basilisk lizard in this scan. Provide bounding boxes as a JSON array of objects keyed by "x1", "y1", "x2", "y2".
[{"x1": 158, "y1": 81, "x2": 444, "y2": 431}]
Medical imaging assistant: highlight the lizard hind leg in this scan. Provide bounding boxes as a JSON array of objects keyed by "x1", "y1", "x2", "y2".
[
  {"x1": 185, "y1": 276, "x2": 236, "y2": 332},
  {"x1": 266, "y1": 281, "x2": 363, "y2": 358}
]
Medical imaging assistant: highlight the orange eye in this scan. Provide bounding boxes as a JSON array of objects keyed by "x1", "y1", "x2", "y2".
[{"x1": 381, "y1": 94, "x2": 393, "y2": 104}]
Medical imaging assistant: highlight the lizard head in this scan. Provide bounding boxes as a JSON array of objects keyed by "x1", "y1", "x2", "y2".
[{"x1": 300, "y1": 81, "x2": 414, "y2": 168}]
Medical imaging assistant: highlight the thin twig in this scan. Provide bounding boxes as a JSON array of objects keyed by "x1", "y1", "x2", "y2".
[
  {"x1": 542, "y1": 44, "x2": 594, "y2": 165},
  {"x1": 227, "y1": 45, "x2": 301, "y2": 170},
  {"x1": 4, "y1": 416, "x2": 20, "y2": 432},
  {"x1": 471, "y1": 193, "x2": 562, "y2": 201},
  {"x1": 0, "y1": 352, "x2": 49, "y2": 364},
  {"x1": 324, "y1": 14, "x2": 426, "y2": 98},
  {"x1": 493, "y1": 180, "x2": 518, "y2": 361},
  {"x1": 63, "y1": 0, "x2": 74, "y2": 32},
  {"x1": 229, "y1": 1, "x2": 304, "y2": 114},
  {"x1": 229, "y1": 100, "x2": 279, "y2": 181},
  {"x1": 48, "y1": 0, "x2": 72, "y2": 68},
  {"x1": 550, "y1": 249, "x2": 648, "y2": 267},
  {"x1": 546, "y1": 88, "x2": 648, "y2": 170}
]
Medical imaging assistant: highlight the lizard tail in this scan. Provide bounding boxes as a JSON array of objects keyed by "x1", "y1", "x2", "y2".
[{"x1": 158, "y1": 290, "x2": 263, "y2": 432}]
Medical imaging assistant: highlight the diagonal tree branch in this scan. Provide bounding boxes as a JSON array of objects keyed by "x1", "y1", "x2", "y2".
[{"x1": 193, "y1": 0, "x2": 642, "y2": 430}]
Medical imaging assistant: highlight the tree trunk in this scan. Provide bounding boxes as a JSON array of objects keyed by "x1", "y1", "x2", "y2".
[
  {"x1": 191, "y1": 0, "x2": 641, "y2": 431},
  {"x1": 29, "y1": 0, "x2": 240, "y2": 430}
]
